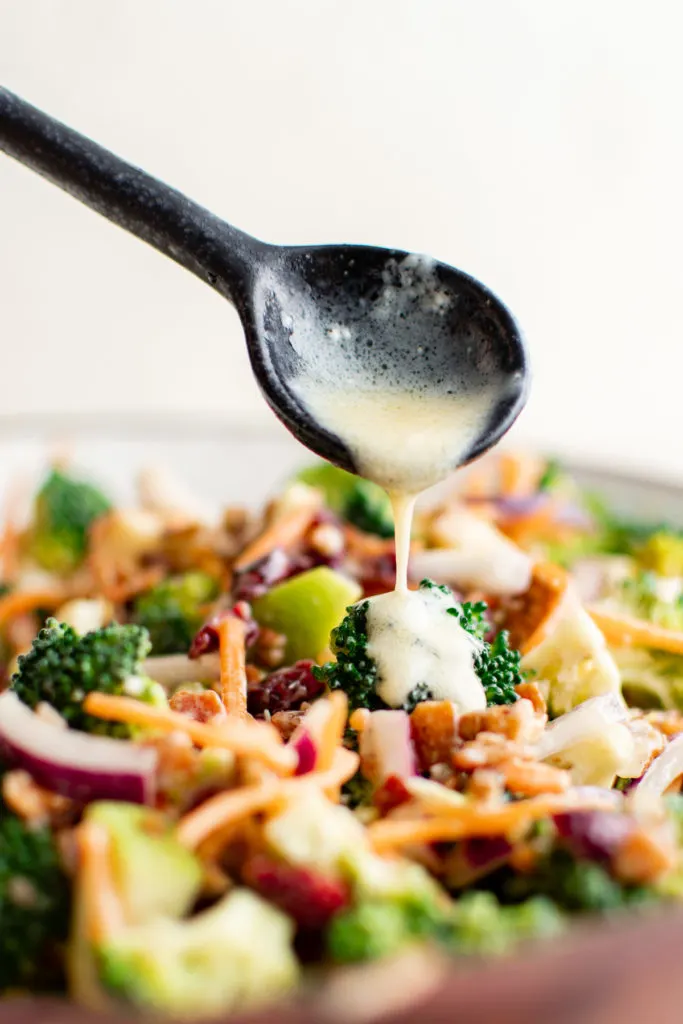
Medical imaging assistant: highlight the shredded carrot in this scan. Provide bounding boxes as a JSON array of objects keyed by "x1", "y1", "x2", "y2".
[
  {"x1": 343, "y1": 526, "x2": 397, "y2": 559},
  {"x1": 176, "y1": 747, "x2": 359, "y2": 849},
  {"x1": 82, "y1": 693, "x2": 296, "y2": 774},
  {"x1": 77, "y1": 821, "x2": 125, "y2": 943},
  {"x1": 461, "y1": 465, "x2": 491, "y2": 499},
  {"x1": 0, "y1": 587, "x2": 70, "y2": 626},
  {"x1": 314, "y1": 690, "x2": 348, "y2": 772},
  {"x1": 589, "y1": 607, "x2": 683, "y2": 656},
  {"x1": 218, "y1": 616, "x2": 247, "y2": 717},
  {"x1": 499, "y1": 452, "x2": 525, "y2": 497},
  {"x1": 368, "y1": 792, "x2": 614, "y2": 852},
  {"x1": 234, "y1": 505, "x2": 318, "y2": 571}
]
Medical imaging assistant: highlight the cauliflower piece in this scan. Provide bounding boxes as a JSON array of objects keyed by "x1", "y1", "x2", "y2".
[{"x1": 521, "y1": 592, "x2": 622, "y2": 716}]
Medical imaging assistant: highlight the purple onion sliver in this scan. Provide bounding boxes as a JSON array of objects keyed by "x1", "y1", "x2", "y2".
[
  {"x1": 0, "y1": 691, "x2": 157, "y2": 805},
  {"x1": 553, "y1": 809, "x2": 634, "y2": 863}
]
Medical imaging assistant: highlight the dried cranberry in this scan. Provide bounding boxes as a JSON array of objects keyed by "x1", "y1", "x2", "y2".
[
  {"x1": 232, "y1": 548, "x2": 293, "y2": 602},
  {"x1": 373, "y1": 774, "x2": 412, "y2": 815},
  {"x1": 462, "y1": 836, "x2": 512, "y2": 869},
  {"x1": 243, "y1": 855, "x2": 349, "y2": 930},
  {"x1": 189, "y1": 601, "x2": 259, "y2": 659},
  {"x1": 553, "y1": 810, "x2": 635, "y2": 863},
  {"x1": 247, "y1": 660, "x2": 324, "y2": 717},
  {"x1": 233, "y1": 540, "x2": 343, "y2": 604}
]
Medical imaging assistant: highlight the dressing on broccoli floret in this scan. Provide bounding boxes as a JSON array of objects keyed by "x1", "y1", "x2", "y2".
[
  {"x1": 317, "y1": 579, "x2": 521, "y2": 712},
  {"x1": 0, "y1": 770, "x2": 70, "y2": 992},
  {"x1": 131, "y1": 572, "x2": 219, "y2": 655},
  {"x1": 29, "y1": 468, "x2": 111, "y2": 574},
  {"x1": 10, "y1": 618, "x2": 164, "y2": 735}
]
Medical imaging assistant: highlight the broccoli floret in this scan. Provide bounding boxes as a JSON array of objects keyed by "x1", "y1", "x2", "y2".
[
  {"x1": 476, "y1": 630, "x2": 522, "y2": 706},
  {"x1": 448, "y1": 891, "x2": 564, "y2": 957},
  {"x1": 296, "y1": 463, "x2": 393, "y2": 537},
  {"x1": 498, "y1": 848, "x2": 652, "y2": 913},
  {"x1": 98, "y1": 889, "x2": 298, "y2": 1017},
  {"x1": 132, "y1": 572, "x2": 219, "y2": 655},
  {"x1": 326, "y1": 897, "x2": 442, "y2": 963},
  {"x1": 316, "y1": 601, "x2": 382, "y2": 713},
  {"x1": 0, "y1": 792, "x2": 70, "y2": 991},
  {"x1": 10, "y1": 618, "x2": 163, "y2": 735},
  {"x1": 29, "y1": 469, "x2": 111, "y2": 574},
  {"x1": 318, "y1": 580, "x2": 521, "y2": 711}
]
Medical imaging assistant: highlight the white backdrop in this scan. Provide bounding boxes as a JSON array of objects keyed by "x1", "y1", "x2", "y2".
[{"x1": 1, "y1": 1, "x2": 683, "y2": 480}]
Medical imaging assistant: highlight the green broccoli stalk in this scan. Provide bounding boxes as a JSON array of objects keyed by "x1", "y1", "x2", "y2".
[
  {"x1": 131, "y1": 572, "x2": 220, "y2": 655},
  {"x1": 29, "y1": 469, "x2": 111, "y2": 574},
  {"x1": 317, "y1": 580, "x2": 522, "y2": 712},
  {"x1": 0, "y1": 779, "x2": 70, "y2": 992},
  {"x1": 10, "y1": 618, "x2": 164, "y2": 736}
]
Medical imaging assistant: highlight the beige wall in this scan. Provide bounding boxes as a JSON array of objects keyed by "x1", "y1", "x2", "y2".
[{"x1": 1, "y1": 1, "x2": 682, "y2": 478}]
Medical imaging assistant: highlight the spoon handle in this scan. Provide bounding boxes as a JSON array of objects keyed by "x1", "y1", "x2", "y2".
[{"x1": 0, "y1": 88, "x2": 263, "y2": 304}]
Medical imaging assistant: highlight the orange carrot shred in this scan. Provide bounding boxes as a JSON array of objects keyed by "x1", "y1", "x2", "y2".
[
  {"x1": 368, "y1": 792, "x2": 616, "y2": 852},
  {"x1": 176, "y1": 747, "x2": 359, "y2": 849},
  {"x1": 589, "y1": 607, "x2": 683, "y2": 656},
  {"x1": 77, "y1": 821, "x2": 125, "y2": 943},
  {"x1": 315, "y1": 690, "x2": 348, "y2": 772},
  {"x1": 82, "y1": 693, "x2": 295, "y2": 774},
  {"x1": 0, "y1": 588, "x2": 70, "y2": 626},
  {"x1": 234, "y1": 505, "x2": 318, "y2": 571},
  {"x1": 218, "y1": 616, "x2": 247, "y2": 717}
]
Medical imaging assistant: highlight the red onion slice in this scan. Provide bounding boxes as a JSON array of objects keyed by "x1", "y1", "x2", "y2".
[
  {"x1": 360, "y1": 710, "x2": 416, "y2": 786},
  {"x1": 0, "y1": 691, "x2": 157, "y2": 805}
]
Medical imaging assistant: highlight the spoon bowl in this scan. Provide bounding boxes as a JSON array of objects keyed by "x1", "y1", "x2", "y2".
[{"x1": 0, "y1": 88, "x2": 528, "y2": 474}]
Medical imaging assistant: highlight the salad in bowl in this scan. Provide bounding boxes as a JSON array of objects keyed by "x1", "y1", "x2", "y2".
[{"x1": 2, "y1": 449, "x2": 683, "y2": 1017}]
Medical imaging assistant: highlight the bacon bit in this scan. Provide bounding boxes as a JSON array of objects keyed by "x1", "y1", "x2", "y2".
[
  {"x1": 169, "y1": 688, "x2": 227, "y2": 724},
  {"x1": 271, "y1": 709, "x2": 307, "y2": 741},
  {"x1": 500, "y1": 758, "x2": 570, "y2": 797},
  {"x1": 77, "y1": 821, "x2": 126, "y2": 943},
  {"x1": 234, "y1": 505, "x2": 319, "y2": 572},
  {"x1": 176, "y1": 747, "x2": 359, "y2": 849},
  {"x1": 0, "y1": 587, "x2": 70, "y2": 627},
  {"x1": 498, "y1": 561, "x2": 569, "y2": 653},
  {"x1": 588, "y1": 607, "x2": 683, "y2": 656},
  {"x1": 515, "y1": 679, "x2": 547, "y2": 716},
  {"x1": 509, "y1": 841, "x2": 540, "y2": 873},
  {"x1": 218, "y1": 616, "x2": 247, "y2": 718},
  {"x1": 368, "y1": 791, "x2": 616, "y2": 852},
  {"x1": 458, "y1": 699, "x2": 544, "y2": 745},
  {"x1": 612, "y1": 827, "x2": 678, "y2": 885},
  {"x1": 82, "y1": 692, "x2": 295, "y2": 774},
  {"x1": 410, "y1": 701, "x2": 459, "y2": 770},
  {"x1": 2, "y1": 769, "x2": 74, "y2": 826}
]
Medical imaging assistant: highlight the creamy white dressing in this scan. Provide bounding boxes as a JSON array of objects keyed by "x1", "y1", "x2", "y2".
[{"x1": 366, "y1": 586, "x2": 486, "y2": 711}]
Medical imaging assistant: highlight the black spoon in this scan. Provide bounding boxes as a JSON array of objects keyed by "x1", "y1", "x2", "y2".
[{"x1": 0, "y1": 88, "x2": 528, "y2": 475}]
